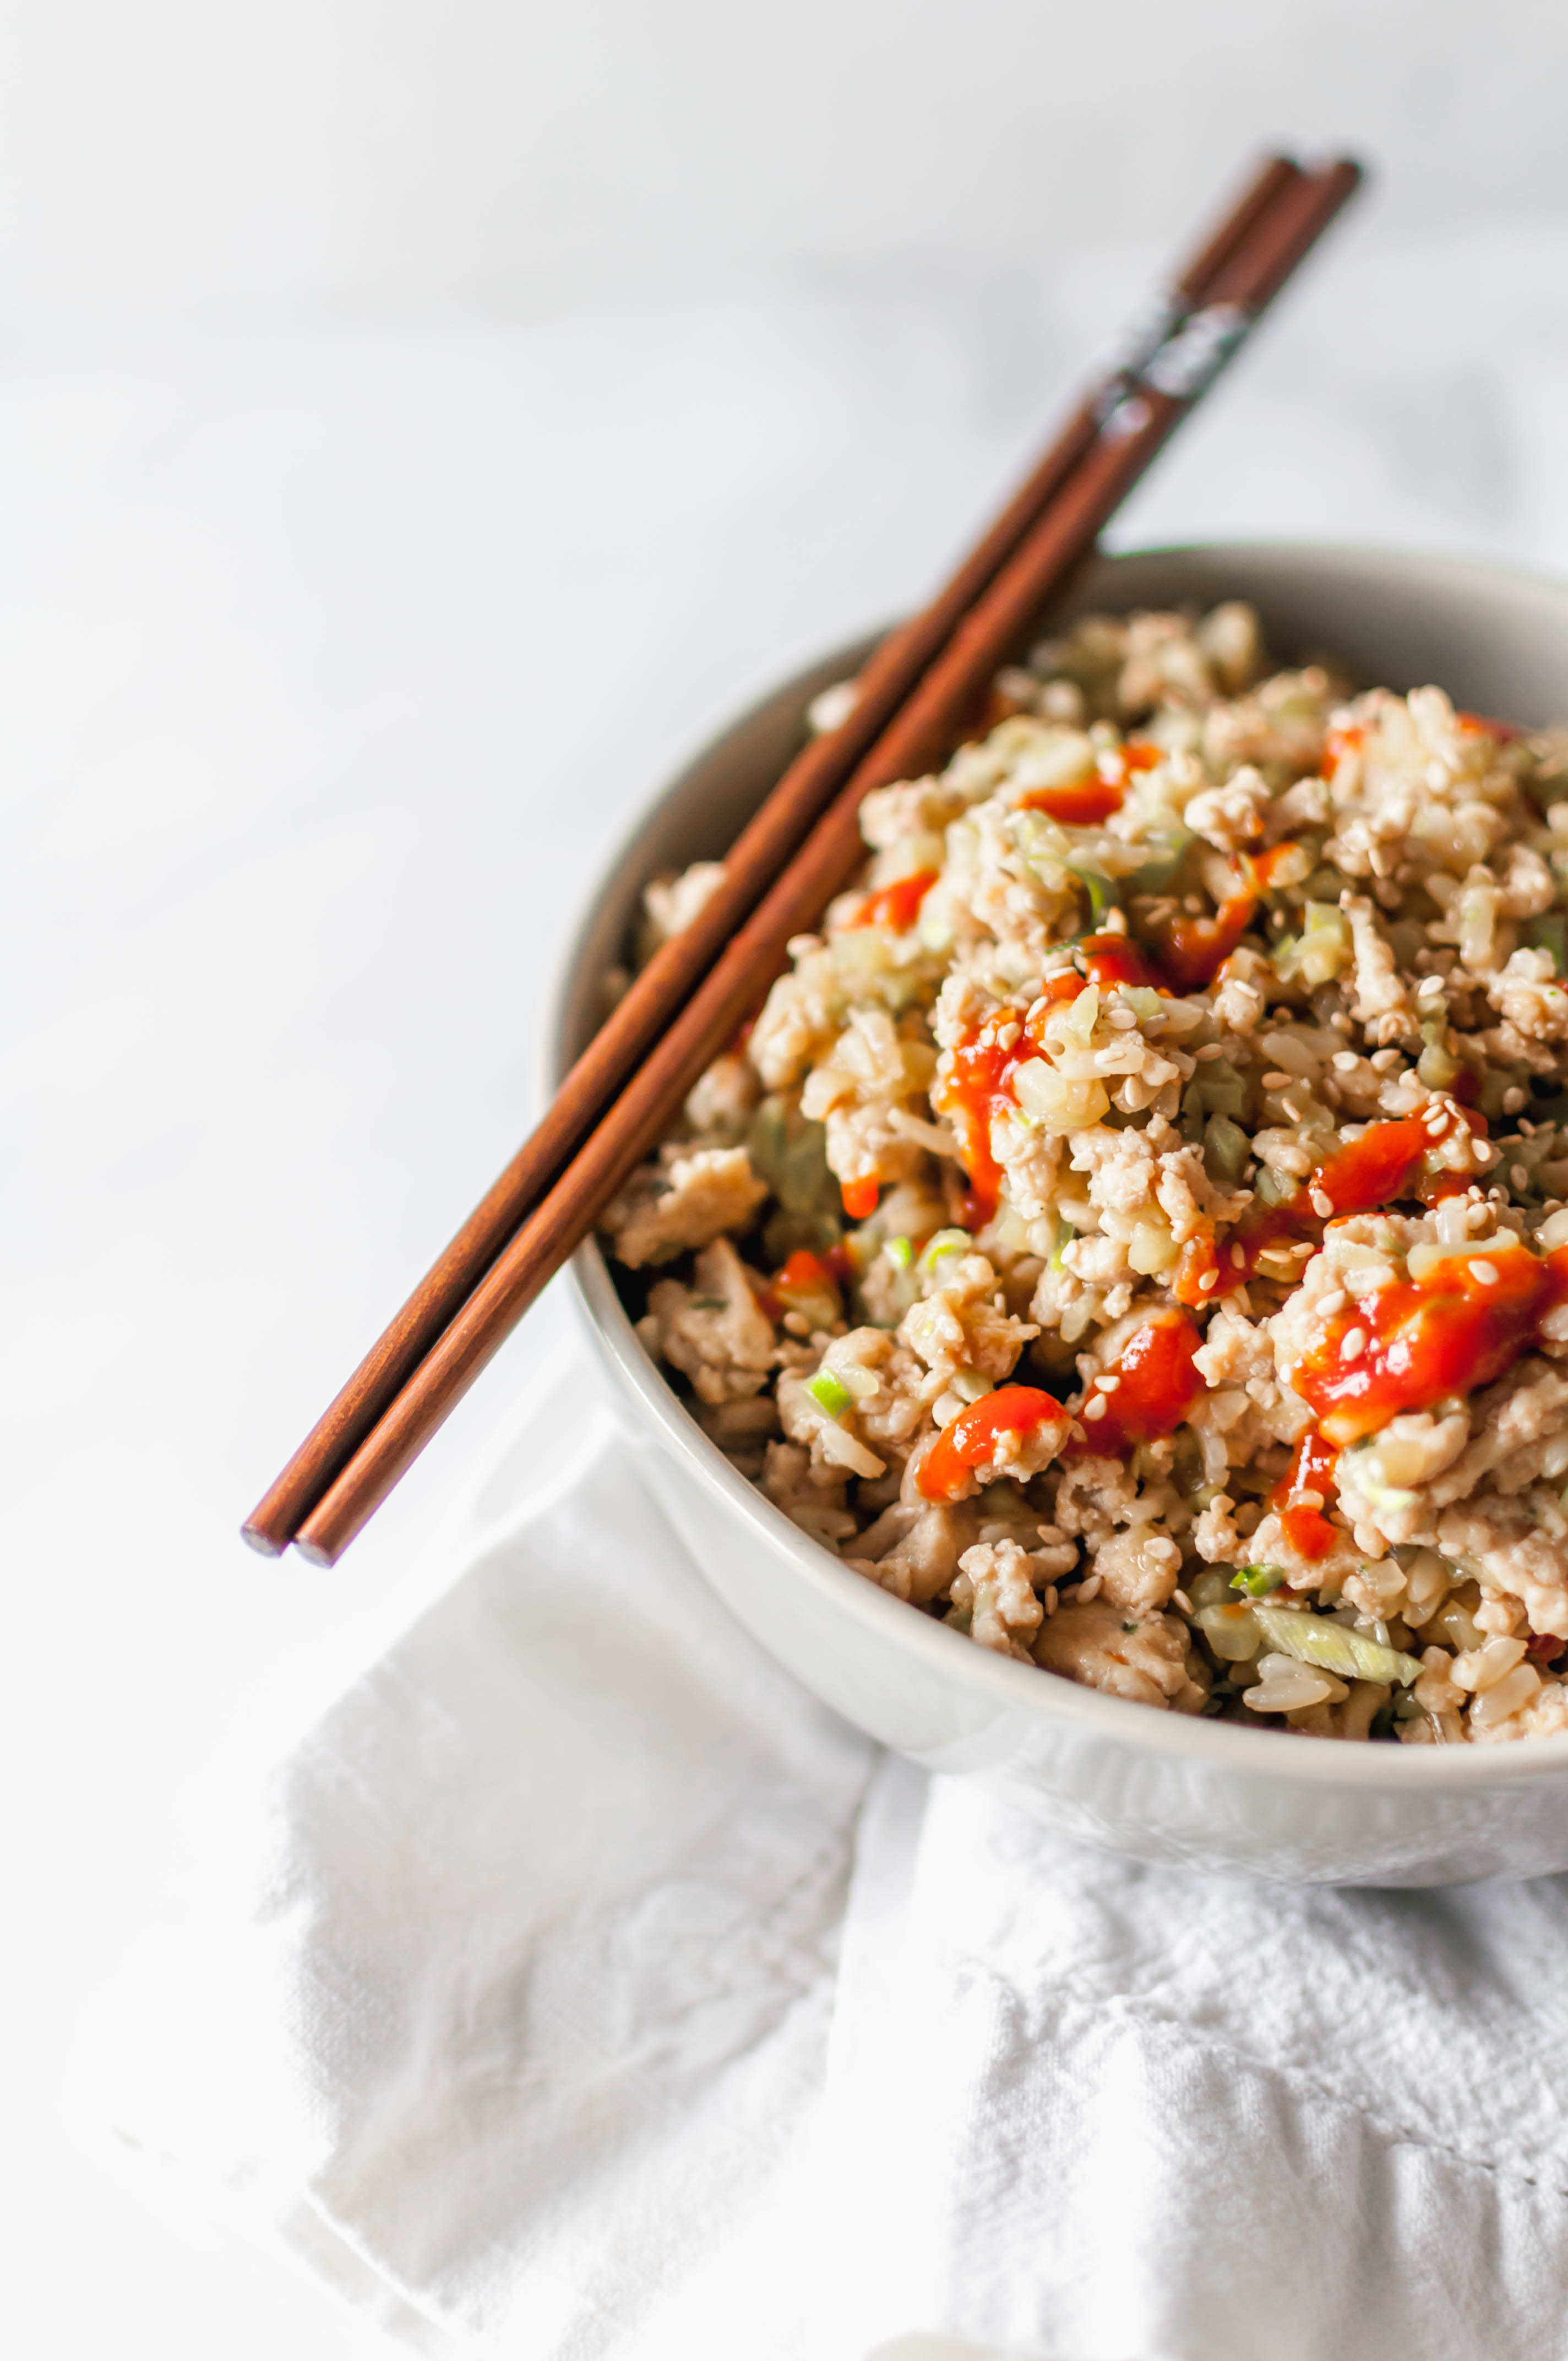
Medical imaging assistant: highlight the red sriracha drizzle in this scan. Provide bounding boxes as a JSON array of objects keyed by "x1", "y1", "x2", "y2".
[
  {"x1": 841, "y1": 1176, "x2": 880, "y2": 1221},
  {"x1": 1146, "y1": 859, "x2": 1258, "y2": 993},
  {"x1": 931, "y1": 938, "x2": 1160, "y2": 1224},
  {"x1": 1208, "y1": 1109, "x2": 1489, "y2": 1296},
  {"x1": 1294, "y1": 1238, "x2": 1568, "y2": 1448},
  {"x1": 1069, "y1": 1310, "x2": 1203, "y2": 1457},
  {"x1": 851, "y1": 868, "x2": 938, "y2": 932},
  {"x1": 1271, "y1": 1425, "x2": 1340, "y2": 1559},
  {"x1": 1017, "y1": 739, "x2": 1159, "y2": 828},
  {"x1": 919, "y1": 1385, "x2": 1068, "y2": 1502}
]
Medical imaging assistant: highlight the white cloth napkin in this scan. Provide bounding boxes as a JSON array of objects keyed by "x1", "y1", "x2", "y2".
[
  {"x1": 826, "y1": 1763, "x2": 1568, "y2": 2361},
  {"x1": 114, "y1": 1350, "x2": 1568, "y2": 2361},
  {"x1": 110, "y1": 1354, "x2": 873, "y2": 2355}
]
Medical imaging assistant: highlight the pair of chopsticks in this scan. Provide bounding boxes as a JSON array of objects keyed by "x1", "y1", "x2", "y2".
[{"x1": 244, "y1": 150, "x2": 1363, "y2": 1567}]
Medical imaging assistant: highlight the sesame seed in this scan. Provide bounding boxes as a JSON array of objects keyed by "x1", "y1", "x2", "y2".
[
  {"x1": 1309, "y1": 1189, "x2": 1333, "y2": 1217},
  {"x1": 1331, "y1": 1052, "x2": 1359, "y2": 1071},
  {"x1": 1316, "y1": 1290, "x2": 1347, "y2": 1317},
  {"x1": 1504, "y1": 1087, "x2": 1527, "y2": 1115},
  {"x1": 1199, "y1": 1271, "x2": 1218, "y2": 1291},
  {"x1": 1262, "y1": 1071, "x2": 1294, "y2": 1089},
  {"x1": 1340, "y1": 1325, "x2": 1368, "y2": 1359},
  {"x1": 1098, "y1": 1374, "x2": 1121, "y2": 1392},
  {"x1": 1109, "y1": 1008, "x2": 1139, "y2": 1030},
  {"x1": 1230, "y1": 1244, "x2": 1246, "y2": 1266},
  {"x1": 1474, "y1": 1140, "x2": 1496, "y2": 1165},
  {"x1": 1472, "y1": 1260, "x2": 1499, "y2": 1286},
  {"x1": 1077, "y1": 1573, "x2": 1103, "y2": 1602},
  {"x1": 1084, "y1": 1394, "x2": 1108, "y2": 1421},
  {"x1": 1195, "y1": 1043, "x2": 1224, "y2": 1062},
  {"x1": 1173, "y1": 1588, "x2": 1194, "y2": 1617},
  {"x1": 1510, "y1": 1162, "x2": 1530, "y2": 1192}
]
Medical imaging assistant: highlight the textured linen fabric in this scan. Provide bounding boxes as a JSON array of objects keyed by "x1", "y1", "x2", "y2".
[
  {"x1": 112, "y1": 1370, "x2": 874, "y2": 2355},
  {"x1": 116, "y1": 1359, "x2": 1568, "y2": 2361},
  {"x1": 824, "y1": 1758, "x2": 1568, "y2": 2361}
]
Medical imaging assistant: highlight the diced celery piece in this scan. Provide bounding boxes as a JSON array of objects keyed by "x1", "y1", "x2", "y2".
[
  {"x1": 1204, "y1": 1112, "x2": 1251, "y2": 1184},
  {"x1": 1060, "y1": 983, "x2": 1100, "y2": 1045},
  {"x1": 1251, "y1": 1604, "x2": 1422, "y2": 1687},
  {"x1": 950, "y1": 1368, "x2": 994, "y2": 1403},
  {"x1": 1187, "y1": 1055, "x2": 1248, "y2": 1119},
  {"x1": 1193, "y1": 1601, "x2": 1264, "y2": 1663},
  {"x1": 807, "y1": 1370, "x2": 854, "y2": 1419},
  {"x1": 918, "y1": 1227, "x2": 971, "y2": 1273}
]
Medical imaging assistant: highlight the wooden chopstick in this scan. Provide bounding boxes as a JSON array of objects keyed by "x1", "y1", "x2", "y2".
[
  {"x1": 280, "y1": 155, "x2": 1363, "y2": 1566},
  {"x1": 241, "y1": 154, "x2": 1310, "y2": 1559}
]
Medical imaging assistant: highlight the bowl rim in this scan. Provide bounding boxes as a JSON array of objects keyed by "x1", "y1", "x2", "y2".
[{"x1": 557, "y1": 536, "x2": 1568, "y2": 1791}]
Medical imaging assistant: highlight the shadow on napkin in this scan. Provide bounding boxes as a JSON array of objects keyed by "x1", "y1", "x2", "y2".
[{"x1": 115, "y1": 1388, "x2": 872, "y2": 2355}]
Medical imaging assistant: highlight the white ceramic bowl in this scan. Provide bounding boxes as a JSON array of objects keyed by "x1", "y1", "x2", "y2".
[{"x1": 555, "y1": 542, "x2": 1568, "y2": 1886}]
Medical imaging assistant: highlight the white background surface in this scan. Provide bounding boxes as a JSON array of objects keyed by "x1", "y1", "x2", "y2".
[{"x1": 8, "y1": 7, "x2": 1568, "y2": 2352}]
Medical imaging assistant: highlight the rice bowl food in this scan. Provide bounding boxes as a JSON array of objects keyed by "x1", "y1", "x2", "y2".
[{"x1": 601, "y1": 599, "x2": 1568, "y2": 1748}]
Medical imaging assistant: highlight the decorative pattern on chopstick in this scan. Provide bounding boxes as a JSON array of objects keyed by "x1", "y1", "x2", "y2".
[
  {"x1": 281, "y1": 156, "x2": 1362, "y2": 1565},
  {"x1": 242, "y1": 153, "x2": 1308, "y2": 1557}
]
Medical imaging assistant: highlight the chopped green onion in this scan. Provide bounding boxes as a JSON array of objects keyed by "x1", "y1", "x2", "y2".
[
  {"x1": 1065, "y1": 863, "x2": 1117, "y2": 929},
  {"x1": 1049, "y1": 1218, "x2": 1077, "y2": 1274},
  {"x1": 884, "y1": 1234, "x2": 914, "y2": 1271},
  {"x1": 918, "y1": 1227, "x2": 971, "y2": 1272},
  {"x1": 807, "y1": 1370, "x2": 854, "y2": 1420},
  {"x1": 1231, "y1": 1563, "x2": 1286, "y2": 1598},
  {"x1": 1251, "y1": 1603, "x2": 1422, "y2": 1687}
]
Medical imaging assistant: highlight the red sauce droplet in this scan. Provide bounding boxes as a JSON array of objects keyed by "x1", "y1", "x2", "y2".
[
  {"x1": 1173, "y1": 1230, "x2": 1219, "y2": 1308},
  {"x1": 919, "y1": 1385, "x2": 1067, "y2": 1502},
  {"x1": 1143, "y1": 861, "x2": 1258, "y2": 992},
  {"x1": 1250, "y1": 840, "x2": 1306, "y2": 891},
  {"x1": 931, "y1": 1031, "x2": 1016, "y2": 1226},
  {"x1": 1016, "y1": 739, "x2": 1158, "y2": 828},
  {"x1": 851, "y1": 868, "x2": 939, "y2": 932},
  {"x1": 1079, "y1": 932, "x2": 1160, "y2": 990},
  {"x1": 1321, "y1": 723, "x2": 1364, "y2": 776},
  {"x1": 1456, "y1": 710, "x2": 1521, "y2": 743},
  {"x1": 841, "y1": 1176, "x2": 880, "y2": 1222},
  {"x1": 1019, "y1": 775, "x2": 1124, "y2": 826},
  {"x1": 1295, "y1": 1239, "x2": 1555, "y2": 1446},
  {"x1": 1222, "y1": 1111, "x2": 1484, "y2": 1290},
  {"x1": 1068, "y1": 1311, "x2": 1204, "y2": 1458},
  {"x1": 1271, "y1": 1424, "x2": 1340, "y2": 1559}
]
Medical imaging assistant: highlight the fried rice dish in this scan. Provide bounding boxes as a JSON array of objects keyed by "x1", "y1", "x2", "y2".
[{"x1": 602, "y1": 601, "x2": 1568, "y2": 1744}]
